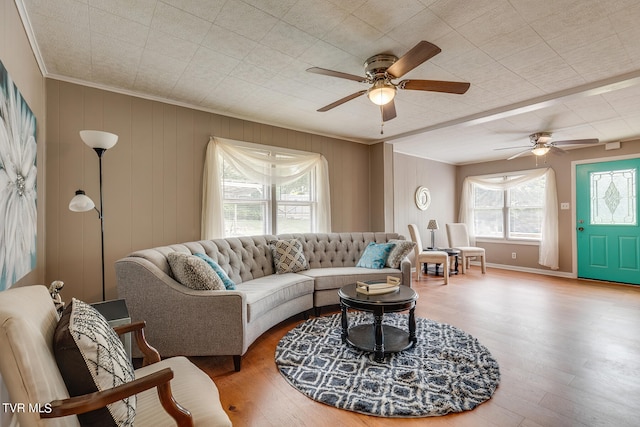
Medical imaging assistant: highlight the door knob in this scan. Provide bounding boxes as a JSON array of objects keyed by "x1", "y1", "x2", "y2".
[{"x1": 578, "y1": 227, "x2": 584, "y2": 231}]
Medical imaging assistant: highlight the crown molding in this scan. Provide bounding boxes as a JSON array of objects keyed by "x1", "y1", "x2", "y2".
[{"x1": 14, "y1": 0, "x2": 47, "y2": 77}]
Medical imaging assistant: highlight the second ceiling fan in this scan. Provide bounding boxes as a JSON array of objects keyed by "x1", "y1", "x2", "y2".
[
  {"x1": 306, "y1": 41, "x2": 471, "y2": 125},
  {"x1": 496, "y1": 132, "x2": 600, "y2": 160}
]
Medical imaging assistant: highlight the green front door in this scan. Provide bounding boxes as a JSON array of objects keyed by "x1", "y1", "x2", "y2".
[{"x1": 576, "y1": 158, "x2": 640, "y2": 285}]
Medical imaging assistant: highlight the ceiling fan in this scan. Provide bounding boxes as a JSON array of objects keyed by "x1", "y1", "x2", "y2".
[
  {"x1": 306, "y1": 41, "x2": 470, "y2": 127},
  {"x1": 496, "y1": 132, "x2": 600, "y2": 160}
]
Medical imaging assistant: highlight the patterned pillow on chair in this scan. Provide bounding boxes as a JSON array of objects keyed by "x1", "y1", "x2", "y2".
[
  {"x1": 270, "y1": 239, "x2": 309, "y2": 274},
  {"x1": 54, "y1": 298, "x2": 136, "y2": 426}
]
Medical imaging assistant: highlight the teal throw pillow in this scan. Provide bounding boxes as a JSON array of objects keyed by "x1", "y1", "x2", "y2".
[
  {"x1": 194, "y1": 253, "x2": 237, "y2": 290},
  {"x1": 356, "y1": 242, "x2": 395, "y2": 269}
]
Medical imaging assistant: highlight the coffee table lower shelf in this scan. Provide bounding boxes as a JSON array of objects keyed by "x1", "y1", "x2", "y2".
[
  {"x1": 344, "y1": 324, "x2": 414, "y2": 355},
  {"x1": 338, "y1": 283, "x2": 418, "y2": 362}
]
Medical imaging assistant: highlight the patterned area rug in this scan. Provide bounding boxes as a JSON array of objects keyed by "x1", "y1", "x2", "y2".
[{"x1": 275, "y1": 312, "x2": 500, "y2": 417}]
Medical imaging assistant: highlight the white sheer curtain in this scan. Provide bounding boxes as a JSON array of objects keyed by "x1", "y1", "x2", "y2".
[
  {"x1": 201, "y1": 137, "x2": 331, "y2": 239},
  {"x1": 459, "y1": 167, "x2": 559, "y2": 270}
]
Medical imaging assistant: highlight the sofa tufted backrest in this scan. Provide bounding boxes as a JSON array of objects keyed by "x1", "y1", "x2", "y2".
[
  {"x1": 127, "y1": 232, "x2": 403, "y2": 285},
  {"x1": 275, "y1": 232, "x2": 403, "y2": 268},
  {"x1": 128, "y1": 235, "x2": 276, "y2": 285}
]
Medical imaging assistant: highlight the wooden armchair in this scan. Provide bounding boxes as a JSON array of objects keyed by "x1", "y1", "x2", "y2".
[{"x1": 0, "y1": 285, "x2": 232, "y2": 427}]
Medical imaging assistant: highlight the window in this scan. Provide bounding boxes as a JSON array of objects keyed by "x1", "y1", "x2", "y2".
[
  {"x1": 222, "y1": 154, "x2": 316, "y2": 236},
  {"x1": 472, "y1": 174, "x2": 546, "y2": 241},
  {"x1": 202, "y1": 137, "x2": 330, "y2": 239},
  {"x1": 460, "y1": 168, "x2": 558, "y2": 269}
]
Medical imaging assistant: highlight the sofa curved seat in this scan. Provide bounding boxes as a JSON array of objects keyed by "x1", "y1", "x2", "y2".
[{"x1": 115, "y1": 232, "x2": 411, "y2": 370}]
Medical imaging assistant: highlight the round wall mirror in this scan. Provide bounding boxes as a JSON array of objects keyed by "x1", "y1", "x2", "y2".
[{"x1": 415, "y1": 186, "x2": 431, "y2": 210}]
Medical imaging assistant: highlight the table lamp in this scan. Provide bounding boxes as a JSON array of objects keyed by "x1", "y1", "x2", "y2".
[{"x1": 427, "y1": 219, "x2": 439, "y2": 249}]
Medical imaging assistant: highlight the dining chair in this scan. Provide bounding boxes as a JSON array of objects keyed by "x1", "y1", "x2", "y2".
[
  {"x1": 408, "y1": 224, "x2": 449, "y2": 284},
  {"x1": 446, "y1": 223, "x2": 486, "y2": 274}
]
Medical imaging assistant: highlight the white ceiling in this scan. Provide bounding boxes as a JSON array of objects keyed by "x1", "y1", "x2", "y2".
[{"x1": 18, "y1": 0, "x2": 640, "y2": 165}]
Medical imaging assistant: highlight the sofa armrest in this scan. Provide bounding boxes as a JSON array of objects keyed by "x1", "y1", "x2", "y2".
[
  {"x1": 116, "y1": 257, "x2": 248, "y2": 357},
  {"x1": 42, "y1": 368, "x2": 193, "y2": 427},
  {"x1": 400, "y1": 258, "x2": 412, "y2": 287}
]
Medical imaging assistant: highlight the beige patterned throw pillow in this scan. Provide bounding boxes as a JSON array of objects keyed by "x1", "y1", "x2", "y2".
[
  {"x1": 386, "y1": 239, "x2": 416, "y2": 268},
  {"x1": 167, "y1": 252, "x2": 226, "y2": 290},
  {"x1": 271, "y1": 239, "x2": 309, "y2": 274}
]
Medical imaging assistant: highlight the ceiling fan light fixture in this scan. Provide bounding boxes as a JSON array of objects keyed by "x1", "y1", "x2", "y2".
[
  {"x1": 532, "y1": 143, "x2": 550, "y2": 156},
  {"x1": 367, "y1": 80, "x2": 396, "y2": 106}
]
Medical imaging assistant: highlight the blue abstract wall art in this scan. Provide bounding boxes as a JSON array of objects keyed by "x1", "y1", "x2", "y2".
[{"x1": 0, "y1": 59, "x2": 37, "y2": 291}]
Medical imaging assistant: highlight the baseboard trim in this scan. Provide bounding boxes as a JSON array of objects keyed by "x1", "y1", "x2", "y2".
[
  {"x1": 411, "y1": 261, "x2": 578, "y2": 279},
  {"x1": 413, "y1": 263, "x2": 576, "y2": 279},
  {"x1": 469, "y1": 261, "x2": 576, "y2": 279}
]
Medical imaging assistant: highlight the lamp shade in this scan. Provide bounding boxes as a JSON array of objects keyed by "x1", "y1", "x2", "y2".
[
  {"x1": 79, "y1": 130, "x2": 118, "y2": 150},
  {"x1": 69, "y1": 190, "x2": 95, "y2": 212},
  {"x1": 367, "y1": 81, "x2": 396, "y2": 106},
  {"x1": 427, "y1": 219, "x2": 439, "y2": 230},
  {"x1": 531, "y1": 143, "x2": 550, "y2": 156}
]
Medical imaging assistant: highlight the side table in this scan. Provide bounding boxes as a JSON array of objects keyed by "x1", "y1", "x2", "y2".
[{"x1": 91, "y1": 299, "x2": 132, "y2": 360}]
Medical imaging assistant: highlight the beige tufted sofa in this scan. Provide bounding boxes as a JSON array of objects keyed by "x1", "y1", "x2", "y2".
[{"x1": 115, "y1": 232, "x2": 411, "y2": 371}]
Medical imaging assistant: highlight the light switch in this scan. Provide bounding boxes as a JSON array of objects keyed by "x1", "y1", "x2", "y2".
[{"x1": 561, "y1": 202, "x2": 570, "y2": 210}]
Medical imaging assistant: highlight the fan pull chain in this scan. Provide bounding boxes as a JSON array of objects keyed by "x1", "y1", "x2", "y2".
[{"x1": 380, "y1": 105, "x2": 384, "y2": 134}]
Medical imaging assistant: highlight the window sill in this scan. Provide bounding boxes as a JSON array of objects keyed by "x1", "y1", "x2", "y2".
[{"x1": 476, "y1": 238, "x2": 540, "y2": 246}]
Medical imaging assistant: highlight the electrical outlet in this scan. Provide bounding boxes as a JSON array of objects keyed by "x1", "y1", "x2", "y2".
[
  {"x1": 561, "y1": 202, "x2": 570, "y2": 210},
  {"x1": 511, "y1": 252, "x2": 517, "y2": 259}
]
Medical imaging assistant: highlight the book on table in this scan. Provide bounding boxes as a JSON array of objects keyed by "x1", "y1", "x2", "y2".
[{"x1": 356, "y1": 276, "x2": 401, "y2": 295}]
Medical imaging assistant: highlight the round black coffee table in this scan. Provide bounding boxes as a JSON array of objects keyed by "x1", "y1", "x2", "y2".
[{"x1": 338, "y1": 283, "x2": 418, "y2": 362}]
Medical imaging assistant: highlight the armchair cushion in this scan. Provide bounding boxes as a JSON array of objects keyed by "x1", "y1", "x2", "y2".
[
  {"x1": 134, "y1": 356, "x2": 231, "y2": 426},
  {"x1": 54, "y1": 298, "x2": 136, "y2": 426}
]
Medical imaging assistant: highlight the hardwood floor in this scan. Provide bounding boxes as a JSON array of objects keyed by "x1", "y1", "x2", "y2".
[{"x1": 191, "y1": 268, "x2": 640, "y2": 426}]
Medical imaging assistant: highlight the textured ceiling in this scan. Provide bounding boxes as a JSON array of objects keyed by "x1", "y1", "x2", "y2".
[{"x1": 18, "y1": 0, "x2": 640, "y2": 164}]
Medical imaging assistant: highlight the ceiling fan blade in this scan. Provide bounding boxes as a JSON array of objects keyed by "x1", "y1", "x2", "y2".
[
  {"x1": 386, "y1": 41, "x2": 441, "y2": 78},
  {"x1": 549, "y1": 146, "x2": 567, "y2": 155},
  {"x1": 317, "y1": 90, "x2": 367, "y2": 112},
  {"x1": 382, "y1": 100, "x2": 397, "y2": 122},
  {"x1": 306, "y1": 67, "x2": 367, "y2": 83},
  {"x1": 552, "y1": 138, "x2": 599, "y2": 145},
  {"x1": 400, "y1": 79, "x2": 470, "y2": 94},
  {"x1": 507, "y1": 149, "x2": 531, "y2": 160},
  {"x1": 494, "y1": 145, "x2": 532, "y2": 151}
]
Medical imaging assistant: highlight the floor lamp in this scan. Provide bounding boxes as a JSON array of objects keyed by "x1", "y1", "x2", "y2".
[{"x1": 68, "y1": 130, "x2": 118, "y2": 301}]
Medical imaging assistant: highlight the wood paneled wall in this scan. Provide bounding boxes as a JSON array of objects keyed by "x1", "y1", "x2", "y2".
[
  {"x1": 45, "y1": 80, "x2": 374, "y2": 302},
  {"x1": 393, "y1": 153, "x2": 457, "y2": 252}
]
